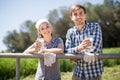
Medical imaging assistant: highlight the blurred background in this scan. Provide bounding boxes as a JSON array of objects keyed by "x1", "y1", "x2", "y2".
[
  {"x1": 0, "y1": 0, "x2": 119, "y2": 53},
  {"x1": 0, "y1": 0, "x2": 120, "y2": 80}
]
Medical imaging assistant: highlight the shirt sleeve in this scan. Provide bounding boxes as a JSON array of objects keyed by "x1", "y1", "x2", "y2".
[
  {"x1": 65, "y1": 29, "x2": 78, "y2": 54},
  {"x1": 92, "y1": 23, "x2": 102, "y2": 54},
  {"x1": 57, "y1": 37, "x2": 64, "y2": 49}
]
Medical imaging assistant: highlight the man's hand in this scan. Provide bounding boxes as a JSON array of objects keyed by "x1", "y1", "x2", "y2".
[{"x1": 77, "y1": 39, "x2": 92, "y2": 52}]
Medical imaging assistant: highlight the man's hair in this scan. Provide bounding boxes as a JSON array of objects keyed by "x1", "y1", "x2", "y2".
[{"x1": 70, "y1": 4, "x2": 86, "y2": 16}]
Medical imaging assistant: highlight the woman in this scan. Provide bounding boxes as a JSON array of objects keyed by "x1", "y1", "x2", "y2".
[{"x1": 24, "y1": 19, "x2": 64, "y2": 80}]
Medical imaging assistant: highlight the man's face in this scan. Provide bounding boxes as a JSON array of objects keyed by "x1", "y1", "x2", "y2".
[{"x1": 71, "y1": 8, "x2": 86, "y2": 26}]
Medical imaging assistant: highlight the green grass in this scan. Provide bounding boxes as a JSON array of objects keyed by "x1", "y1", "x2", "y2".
[
  {"x1": 102, "y1": 47, "x2": 120, "y2": 67},
  {"x1": 22, "y1": 65, "x2": 120, "y2": 80},
  {"x1": 22, "y1": 47, "x2": 120, "y2": 80},
  {"x1": 61, "y1": 72, "x2": 73, "y2": 80},
  {"x1": 102, "y1": 65, "x2": 120, "y2": 80},
  {"x1": 103, "y1": 47, "x2": 120, "y2": 53},
  {"x1": 0, "y1": 47, "x2": 120, "y2": 80}
]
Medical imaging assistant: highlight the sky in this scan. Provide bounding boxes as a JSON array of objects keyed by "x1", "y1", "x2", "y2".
[{"x1": 0, "y1": 0, "x2": 104, "y2": 51}]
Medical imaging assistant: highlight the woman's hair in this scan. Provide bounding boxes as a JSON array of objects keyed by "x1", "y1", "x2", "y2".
[{"x1": 69, "y1": 4, "x2": 86, "y2": 16}]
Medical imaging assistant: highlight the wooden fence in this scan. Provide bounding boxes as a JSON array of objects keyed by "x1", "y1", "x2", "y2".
[{"x1": 0, "y1": 53, "x2": 120, "y2": 80}]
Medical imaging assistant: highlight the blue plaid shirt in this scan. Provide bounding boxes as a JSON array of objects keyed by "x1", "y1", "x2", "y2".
[{"x1": 65, "y1": 22, "x2": 104, "y2": 79}]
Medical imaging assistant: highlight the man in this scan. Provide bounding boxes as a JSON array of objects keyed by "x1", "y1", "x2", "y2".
[{"x1": 65, "y1": 4, "x2": 103, "y2": 80}]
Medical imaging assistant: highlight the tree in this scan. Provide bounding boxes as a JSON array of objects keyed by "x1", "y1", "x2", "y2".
[
  {"x1": 47, "y1": 0, "x2": 120, "y2": 47},
  {"x1": 47, "y1": 7, "x2": 74, "y2": 43},
  {"x1": 3, "y1": 20, "x2": 36, "y2": 52},
  {"x1": 93, "y1": 0, "x2": 120, "y2": 47},
  {"x1": 3, "y1": 0, "x2": 120, "y2": 52}
]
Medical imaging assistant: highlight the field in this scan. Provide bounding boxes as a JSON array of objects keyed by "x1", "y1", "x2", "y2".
[
  {"x1": 22, "y1": 65, "x2": 120, "y2": 80},
  {"x1": 0, "y1": 47, "x2": 120, "y2": 80},
  {"x1": 22, "y1": 47, "x2": 120, "y2": 80}
]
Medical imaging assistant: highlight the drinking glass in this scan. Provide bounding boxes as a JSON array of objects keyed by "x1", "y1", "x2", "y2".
[
  {"x1": 84, "y1": 35, "x2": 94, "y2": 52},
  {"x1": 37, "y1": 37, "x2": 45, "y2": 53}
]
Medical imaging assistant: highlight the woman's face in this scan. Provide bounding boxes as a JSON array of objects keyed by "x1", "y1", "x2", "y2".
[{"x1": 39, "y1": 22, "x2": 52, "y2": 37}]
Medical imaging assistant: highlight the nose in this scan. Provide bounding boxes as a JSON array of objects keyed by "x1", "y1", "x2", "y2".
[
  {"x1": 78, "y1": 13, "x2": 85, "y2": 18},
  {"x1": 76, "y1": 15, "x2": 82, "y2": 18},
  {"x1": 44, "y1": 28, "x2": 49, "y2": 33}
]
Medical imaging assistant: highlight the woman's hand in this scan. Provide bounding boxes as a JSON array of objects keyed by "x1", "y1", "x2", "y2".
[{"x1": 33, "y1": 39, "x2": 42, "y2": 51}]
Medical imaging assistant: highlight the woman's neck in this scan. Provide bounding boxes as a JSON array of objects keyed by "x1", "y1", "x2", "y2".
[{"x1": 44, "y1": 36, "x2": 52, "y2": 43}]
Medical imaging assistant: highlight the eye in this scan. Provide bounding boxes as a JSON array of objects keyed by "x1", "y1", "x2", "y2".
[
  {"x1": 79, "y1": 12, "x2": 82, "y2": 15},
  {"x1": 80, "y1": 12, "x2": 84, "y2": 16},
  {"x1": 40, "y1": 27, "x2": 44, "y2": 31},
  {"x1": 46, "y1": 26, "x2": 49, "y2": 28},
  {"x1": 74, "y1": 13, "x2": 77, "y2": 16},
  {"x1": 46, "y1": 25, "x2": 51, "y2": 29}
]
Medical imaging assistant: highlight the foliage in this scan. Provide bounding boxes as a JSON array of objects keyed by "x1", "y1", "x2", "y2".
[
  {"x1": 2, "y1": 0, "x2": 120, "y2": 52},
  {"x1": 94, "y1": 0, "x2": 120, "y2": 47},
  {"x1": 103, "y1": 47, "x2": 120, "y2": 67},
  {"x1": 0, "y1": 47, "x2": 120, "y2": 79},
  {"x1": 3, "y1": 21, "x2": 37, "y2": 52},
  {"x1": 0, "y1": 58, "x2": 74, "y2": 79},
  {"x1": 0, "y1": 58, "x2": 38, "y2": 80},
  {"x1": 47, "y1": 7, "x2": 74, "y2": 42},
  {"x1": 60, "y1": 59, "x2": 74, "y2": 72},
  {"x1": 47, "y1": 0, "x2": 120, "y2": 47},
  {"x1": 0, "y1": 58, "x2": 16, "y2": 80},
  {"x1": 20, "y1": 58, "x2": 38, "y2": 77}
]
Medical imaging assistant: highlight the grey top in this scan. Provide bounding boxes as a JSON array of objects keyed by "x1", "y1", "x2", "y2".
[{"x1": 35, "y1": 38, "x2": 63, "y2": 80}]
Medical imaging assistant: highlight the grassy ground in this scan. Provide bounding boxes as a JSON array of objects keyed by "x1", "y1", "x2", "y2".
[
  {"x1": 3, "y1": 47, "x2": 120, "y2": 80},
  {"x1": 22, "y1": 65, "x2": 120, "y2": 80},
  {"x1": 102, "y1": 65, "x2": 120, "y2": 80},
  {"x1": 103, "y1": 47, "x2": 120, "y2": 53}
]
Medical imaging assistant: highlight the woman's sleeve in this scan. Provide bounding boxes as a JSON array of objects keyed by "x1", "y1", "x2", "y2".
[{"x1": 57, "y1": 38, "x2": 64, "y2": 49}]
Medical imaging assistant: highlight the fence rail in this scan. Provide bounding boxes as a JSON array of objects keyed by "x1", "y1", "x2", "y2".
[{"x1": 0, "y1": 53, "x2": 120, "y2": 80}]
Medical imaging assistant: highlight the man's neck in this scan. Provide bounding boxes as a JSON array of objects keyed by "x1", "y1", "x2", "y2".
[{"x1": 76, "y1": 25, "x2": 84, "y2": 30}]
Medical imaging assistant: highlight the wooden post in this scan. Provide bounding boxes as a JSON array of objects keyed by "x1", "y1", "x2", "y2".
[{"x1": 16, "y1": 57, "x2": 20, "y2": 80}]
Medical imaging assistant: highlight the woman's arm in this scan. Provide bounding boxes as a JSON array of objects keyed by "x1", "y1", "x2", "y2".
[
  {"x1": 41, "y1": 38, "x2": 64, "y2": 54},
  {"x1": 23, "y1": 43, "x2": 37, "y2": 53},
  {"x1": 42, "y1": 47, "x2": 64, "y2": 54},
  {"x1": 23, "y1": 40, "x2": 42, "y2": 54}
]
